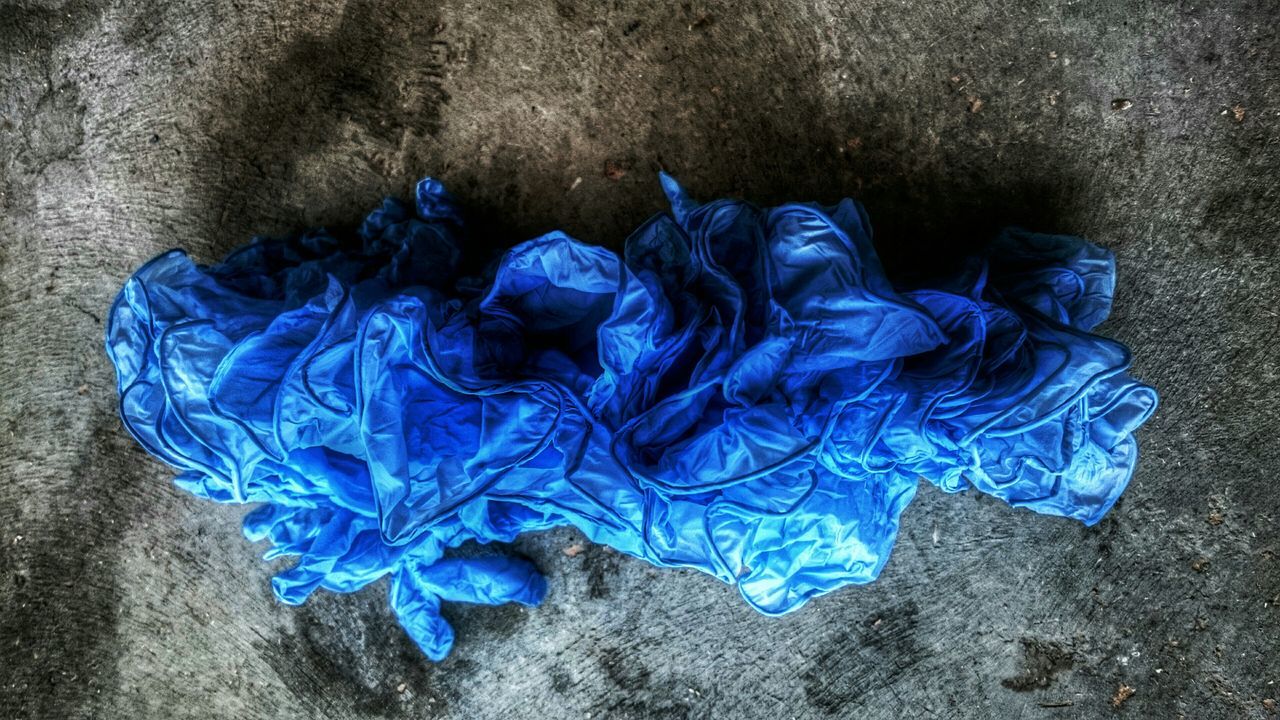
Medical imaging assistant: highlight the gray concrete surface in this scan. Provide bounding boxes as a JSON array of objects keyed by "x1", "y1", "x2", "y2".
[{"x1": 2, "y1": 0, "x2": 1278, "y2": 718}]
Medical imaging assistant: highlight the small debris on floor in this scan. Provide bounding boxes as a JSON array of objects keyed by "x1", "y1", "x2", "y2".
[
  {"x1": 1112, "y1": 684, "x2": 1135, "y2": 707},
  {"x1": 563, "y1": 543, "x2": 584, "y2": 557},
  {"x1": 1191, "y1": 557, "x2": 1210, "y2": 573},
  {"x1": 1112, "y1": 98, "x2": 1133, "y2": 111},
  {"x1": 967, "y1": 96, "x2": 984, "y2": 113},
  {"x1": 1262, "y1": 698, "x2": 1276, "y2": 714},
  {"x1": 1207, "y1": 511, "x2": 1223, "y2": 526},
  {"x1": 604, "y1": 160, "x2": 627, "y2": 181},
  {"x1": 1232, "y1": 104, "x2": 1246, "y2": 122}
]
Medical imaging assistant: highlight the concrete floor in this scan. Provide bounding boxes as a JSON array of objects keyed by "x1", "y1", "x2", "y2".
[{"x1": 2, "y1": 0, "x2": 1278, "y2": 718}]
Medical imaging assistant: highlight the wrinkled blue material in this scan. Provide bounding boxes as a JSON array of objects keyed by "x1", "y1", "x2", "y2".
[{"x1": 106, "y1": 175, "x2": 1157, "y2": 659}]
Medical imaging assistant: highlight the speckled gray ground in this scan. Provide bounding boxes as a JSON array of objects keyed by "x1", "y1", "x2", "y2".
[{"x1": 2, "y1": 1, "x2": 1278, "y2": 718}]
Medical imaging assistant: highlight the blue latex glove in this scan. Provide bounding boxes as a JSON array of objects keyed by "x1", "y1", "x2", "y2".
[{"x1": 106, "y1": 175, "x2": 1156, "y2": 657}]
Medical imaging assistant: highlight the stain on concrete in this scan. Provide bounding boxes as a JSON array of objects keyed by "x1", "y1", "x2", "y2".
[
  {"x1": 580, "y1": 542, "x2": 622, "y2": 600},
  {"x1": 590, "y1": 643, "x2": 703, "y2": 720},
  {"x1": 259, "y1": 592, "x2": 451, "y2": 719},
  {"x1": 0, "y1": 404, "x2": 143, "y2": 719},
  {"x1": 1001, "y1": 638, "x2": 1076, "y2": 692},
  {"x1": 598, "y1": 645, "x2": 653, "y2": 691},
  {"x1": 803, "y1": 601, "x2": 927, "y2": 714},
  {"x1": 193, "y1": 0, "x2": 452, "y2": 251}
]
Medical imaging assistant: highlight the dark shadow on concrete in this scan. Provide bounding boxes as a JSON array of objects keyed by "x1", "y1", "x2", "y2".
[{"x1": 192, "y1": 0, "x2": 1080, "y2": 286}]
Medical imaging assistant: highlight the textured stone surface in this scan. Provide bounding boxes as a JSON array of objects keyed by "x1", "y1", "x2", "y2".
[{"x1": 2, "y1": 1, "x2": 1278, "y2": 718}]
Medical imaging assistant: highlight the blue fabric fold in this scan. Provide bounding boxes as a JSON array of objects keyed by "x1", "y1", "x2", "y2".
[{"x1": 106, "y1": 175, "x2": 1157, "y2": 658}]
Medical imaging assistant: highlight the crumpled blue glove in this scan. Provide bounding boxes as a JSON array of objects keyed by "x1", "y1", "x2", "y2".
[{"x1": 106, "y1": 175, "x2": 1156, "y2": 658}]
